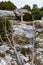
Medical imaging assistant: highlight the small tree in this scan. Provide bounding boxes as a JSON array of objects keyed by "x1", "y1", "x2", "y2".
[
  {"x1": 22, "y1": 5, "x2": 31, "y2": 11},
  {"x1": 33, "y1": 4, "x2": 38, "y2": 9}
]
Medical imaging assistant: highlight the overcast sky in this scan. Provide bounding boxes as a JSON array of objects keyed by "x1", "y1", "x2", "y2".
[{"x1": 0, "y1": 0, "x2": 43, "y2": 8}]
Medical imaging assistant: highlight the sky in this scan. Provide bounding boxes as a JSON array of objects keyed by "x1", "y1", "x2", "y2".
[{"x1": 0, "y1": 0, "x2": 43, "y2": 8}]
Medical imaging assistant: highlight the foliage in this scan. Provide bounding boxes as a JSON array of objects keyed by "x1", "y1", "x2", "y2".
[
  {"x1": 31, "y1": 8, "x2": 42, "y2": 20},
  {"x1": 21, "y1": 4, "x2": 43, "y2": 21},
  {"x1": 18, "y1": 5, "x2": 32, "y2": 21},
  {"x1": 0, "y1": 18, "x2": 11, "y2": 41},
  {"x1": 31, "y1": 4, "x2": 43, "y2": 20},
  {"x1": 23, "y1": 13, "x2": 32, "y2": 21},
  {"x1": 33, "y1": 4, "x2": 38, "y2": 9},
  {"x1": 22, "y1": 4, "x2": 43, "y2": 21},
  {"x1": 40, "y1": 7, "x2": 43, "y2": 16},
  {"x1": 0, "y1": 1, "x2": 16, "y2": 10},
  {"x1": 22, "y1": 5, "x2": 31, "y2": 11},
  {"x1": 40, "y1": 7, "x2": 43, "y2": 11}
]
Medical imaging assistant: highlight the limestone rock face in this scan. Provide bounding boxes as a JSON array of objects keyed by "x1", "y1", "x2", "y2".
[{"x1": 0, "y1": 58, "x2": 10, "y2": 65}]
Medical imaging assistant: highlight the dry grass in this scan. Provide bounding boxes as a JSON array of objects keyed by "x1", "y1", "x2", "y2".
[
  {"x1": 0, "y1": 53, "x2": 5, "y2": 58},
  {"x1": 9, "y1": 20, "x2": 43, "y2": 26},
  {"x1": 14, "y1": 36, "x2": 29, "y2": 44}
]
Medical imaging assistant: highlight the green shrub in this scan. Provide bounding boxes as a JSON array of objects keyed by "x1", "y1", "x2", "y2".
[
  {"x1": 23, "y1": 13, "x2": 32, "y2": 21},
  {"x1": 0, "y1": 1, "x2": 16, "y2": 10},
  {"x1": 0, "y1": 18, "x2": 11, "y2": 41},
  {"x1": 32, "y1": 9, "x2": 42, "y2": 20}
]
